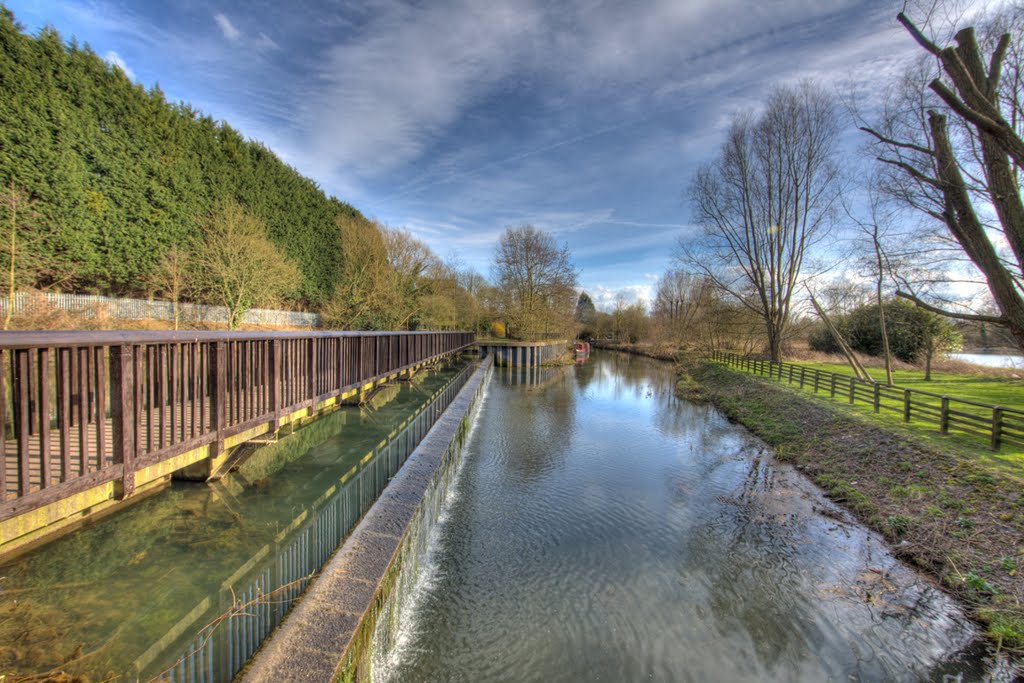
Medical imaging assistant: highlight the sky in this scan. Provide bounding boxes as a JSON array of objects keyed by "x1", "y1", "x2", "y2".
[{"x1": 7, "y1": 0, "x2": 929, "y2": 310}]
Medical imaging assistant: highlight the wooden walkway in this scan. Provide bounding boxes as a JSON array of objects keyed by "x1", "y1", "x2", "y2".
[{"x1": 1, "y1": 330, "x2": 475, "y2": 523}]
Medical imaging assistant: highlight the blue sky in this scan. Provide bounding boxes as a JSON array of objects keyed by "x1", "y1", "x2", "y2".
[{"x1": 8, "y1": 0, "x2": 921, "y2": 310}]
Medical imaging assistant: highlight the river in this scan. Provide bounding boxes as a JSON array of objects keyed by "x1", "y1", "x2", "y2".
[{"x1": 378, "y1": 352, "x2": 997, "y2": 682}]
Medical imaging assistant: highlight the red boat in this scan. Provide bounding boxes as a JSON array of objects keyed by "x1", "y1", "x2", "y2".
[{"x1": 574, "y1": 340, "x2": 590, "y2": 359}]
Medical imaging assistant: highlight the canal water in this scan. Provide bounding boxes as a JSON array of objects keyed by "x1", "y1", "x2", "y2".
[
  {"x1": 378, "y1": 351, "x2": 996, "y2": 682},
  {"x1": 0, "y1": 357, "x2": 473, "y2": 682}
]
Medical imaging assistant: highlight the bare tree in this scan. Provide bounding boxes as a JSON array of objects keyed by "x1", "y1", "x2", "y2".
[
  {"x1": 652, "y1": 270, "x2": 714, "y2": 345},
  {"x1": 682, "y1": 81, "x2": 841, "y2": 361},
  {"x1": 323, "y1": 216, "x2": 394, "y2": 330},
  {"x1": 843, "y1": 187, "x2": 899, "y2": 385},
  {"x1": 147, "y1": 244, "x2": 191, "y2": 330},
  {"x1": 0, "y1": 182, "x2": 69, "y2": 329},
  {"x1": 493, "y1": 225, "x2": 578, "y2": 339},
  {"x1": 862, "y1": 8, "x2": 1024, "y2": 355},
  {"x1": 191, "y1": 200, "x2": 301, "y2": 329},
  {"x1": 384, "y1": 228, "x2": 440, "y2": 328}
]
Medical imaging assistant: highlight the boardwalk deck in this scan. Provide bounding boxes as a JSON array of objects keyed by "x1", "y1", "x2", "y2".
[{"x1": 0, "y1": 330, "x2": 475, "y2": 531}]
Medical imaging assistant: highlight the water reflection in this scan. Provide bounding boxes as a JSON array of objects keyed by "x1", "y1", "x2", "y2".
[
  {"x1": 0, "y1": 359, "x2": 471, "y2": 681},
  {"x1": 381, "y1": 351, "x2": 993, "y2": 682}
]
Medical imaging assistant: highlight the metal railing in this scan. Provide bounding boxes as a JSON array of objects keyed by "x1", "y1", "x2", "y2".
[
  {"x1": 146, "y1": 359, "x2": 481, "y2": 683},
  {"x1": 0, "y1": 330, "x2": 475, "y2": 520},
  {"x1": 711, "y1": 351, "x2": 1024, "y2": 452}
]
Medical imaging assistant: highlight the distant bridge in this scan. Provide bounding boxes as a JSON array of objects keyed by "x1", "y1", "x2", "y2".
[{"x1": 0, "y1": 329, "x2": 474, "y2": 556}]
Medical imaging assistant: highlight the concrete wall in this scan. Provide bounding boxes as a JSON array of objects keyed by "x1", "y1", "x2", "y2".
[
  {"x1": 242, "y1": 356, "x2": 493, "y2": 683},
  {"x1": 478, "y1": 340, "x2": 566, "y2": 367}
]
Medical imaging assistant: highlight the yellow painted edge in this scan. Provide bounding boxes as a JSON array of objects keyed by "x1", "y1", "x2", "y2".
[{"x1": 340, "y1": 465, "x2": 358, "y2": 484}]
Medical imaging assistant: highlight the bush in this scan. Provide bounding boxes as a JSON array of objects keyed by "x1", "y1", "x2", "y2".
[
  {"x1": 808, "y1": 299, "x2": 961, "y2": 363},
  {"x1": 808, "y1": 322, "x2": 845, "y2": 354},
  {"x1": 489, "y1": 321, "x2": 506, "y2": 338}
]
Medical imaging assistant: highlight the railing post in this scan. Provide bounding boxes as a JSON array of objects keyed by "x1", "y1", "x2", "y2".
[
  {"x1": 991, "y1": 407, "x2": 1003, "y2": 451},
  {"x1": 308, "y1": 337, "x2": 318, "y2": 404},
  {"x1": 903, "y1": 388, "x2": 911, "y2": 422},
  {"x1": 872, "y1": 382, "x2": 880, "y2": 413},
  {"x1": 271, "y1": 339, "x2": 282, "y2": 425},
  {"x1": 940, "y1": 397, "x2": 950, "y2": 434},
  {"x1": 210, "y1": 341, "x2": 227, "y2": 457},
  {"x1": 109, "y1": 345, "x2": 136, "y2": 498}
]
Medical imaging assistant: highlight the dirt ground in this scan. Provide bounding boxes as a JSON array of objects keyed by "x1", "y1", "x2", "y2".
[{"x1": 690, "y1": 360, "x2": 1024, "y2": 651}]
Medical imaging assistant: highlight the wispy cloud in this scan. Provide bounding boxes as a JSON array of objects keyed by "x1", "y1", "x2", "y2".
[
  {"x1": 214, "y1": 13, "x2": 241, "y2": 42},
  {"x1": 103, "y1": 50, "x2": 134, "y2": 80}
]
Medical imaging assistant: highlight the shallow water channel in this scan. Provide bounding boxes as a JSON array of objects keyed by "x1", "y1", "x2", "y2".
[
  {"x1": 379, "y1": 351, "x2": 995, "y2": 682},
  {"x1": 0, "y1": 357, "x2": 472, "y2": 681}
]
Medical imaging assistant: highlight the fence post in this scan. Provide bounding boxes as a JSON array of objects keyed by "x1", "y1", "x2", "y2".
[
  {"x1": 109, "y1": 345, "x2": 135, "y2": 498},
  {"x1": 799, "y1": 367, "x2": 805, "y2": 389},
  {"x1": 940, "y1": 397, "x2": 950, "y2": 434},
  {"x1": 873, "y1": 383, "x2": 880, "y2": 413},
  {"x1": 991, "y1": 407, "x2": 1003, "y2": 451},
  {"x1": 903, "y1": 389, "x2": 911, "y2": 422},
  {"x1": 812, "y1": 370, "x2": 819, "y2": 393},
  {"x1": 830, "y1": 373, "x2": 836, "y2": 399},
  {"x1": 849, "y1": 378, "x2": 855, "y2": 404}
]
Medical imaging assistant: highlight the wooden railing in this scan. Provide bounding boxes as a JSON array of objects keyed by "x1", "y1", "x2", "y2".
[
  {"x1": 711, "y1": 351, "x2": 1024, "y2": 452},
  {"x1": 0, "y1": 330, "x2": 474, "y2": 521}
]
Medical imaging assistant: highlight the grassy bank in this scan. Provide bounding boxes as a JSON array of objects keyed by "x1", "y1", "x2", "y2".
[
  {"x1": 691, "y1": 360, "x2": 1024, "y2": 651},
  {"x1": 727, "y1": 358, "x2": 1024, "y2": 475}
]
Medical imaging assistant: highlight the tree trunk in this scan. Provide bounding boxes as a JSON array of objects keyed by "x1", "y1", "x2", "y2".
[
  {"x1": 872, "y1": 226, "x2": 894, "y2": 385},
  {"x1": 766, "y1": 323, "x2": 782, "y2": 362}
]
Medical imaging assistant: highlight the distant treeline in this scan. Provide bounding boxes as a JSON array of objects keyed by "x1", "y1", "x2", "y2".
[{"x1": 0, "y1": 7, "x2": 359, "y2": 306}]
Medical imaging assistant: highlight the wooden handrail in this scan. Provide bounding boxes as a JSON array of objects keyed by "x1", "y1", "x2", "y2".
[{"x1": 0, "y1": 330, "x2": 475, "y2": 519}]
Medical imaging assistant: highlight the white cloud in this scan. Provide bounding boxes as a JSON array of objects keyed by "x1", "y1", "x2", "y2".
[
  {"x1": 304, "y1": 1, "x2": 542, "y2": 178},
  {"x1": 214, "y1": 13, "x2": 241, "y2": 42},
  {"x1": 589, "y1": 284, "x2": 654, "y2": 312},
  {"x1": 103, "y1": 50, "x2": 134, "y2": 80}
]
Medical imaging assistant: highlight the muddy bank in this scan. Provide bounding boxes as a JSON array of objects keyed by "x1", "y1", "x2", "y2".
[{"x1": 691, "y1": 360, "x2": 1024, "y2": 653}]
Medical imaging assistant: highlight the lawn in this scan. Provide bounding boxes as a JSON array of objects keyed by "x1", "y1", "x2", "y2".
[
  {"x1": 726, "y1": 359, "x2": 1024, "y2": 477},
  {"x1": 798, "y1": 362, "x2": 1024, "y2": 411}
]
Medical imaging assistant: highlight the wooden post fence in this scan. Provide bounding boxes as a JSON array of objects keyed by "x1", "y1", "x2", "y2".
[{"x1": 709, "y1": 352, "x2": 1024, "y2": 453}]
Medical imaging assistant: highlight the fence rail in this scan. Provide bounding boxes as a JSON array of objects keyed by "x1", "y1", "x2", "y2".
[
  {"x1": 1, "y1": 291, "x2": 321, "y2": 327},
  {"x1": 1, "y1": 330, "x2": 474, "y2": 521},
  {"x1": 710, "y1": 351, "x2": 1024, "y2": 452}
]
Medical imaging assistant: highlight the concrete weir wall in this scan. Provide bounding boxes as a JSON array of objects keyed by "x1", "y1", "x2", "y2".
[
  {"x1": 477, "y1": 339, "x2": 566, "y2": 367},
  {"x1": 242, "y1": 355, "x2": 493, "y2": 683}
]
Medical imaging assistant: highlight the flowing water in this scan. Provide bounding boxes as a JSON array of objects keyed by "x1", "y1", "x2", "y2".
[
  {"x1": 0, "y1": 357, "x2": 473, "y2": 682},
  {"x1": 380, "y1": 352, "x2": 999, "y2": 682}
]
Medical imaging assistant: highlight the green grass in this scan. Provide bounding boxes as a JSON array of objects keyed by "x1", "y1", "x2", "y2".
[
  {"x1": 799, "y1": 362, "x2": 1024, "y2": 410},
  {"x1": 728, "y1": 360, "x2": 1024, "y2": 476}
]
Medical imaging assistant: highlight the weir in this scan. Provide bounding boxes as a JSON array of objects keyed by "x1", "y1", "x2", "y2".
[
  {"x1": 0, "y1": 329, "x2": 474, "y2": 557},
  {"x1": 476, "y1": 339, "x2": 566, "y2": 367}
]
